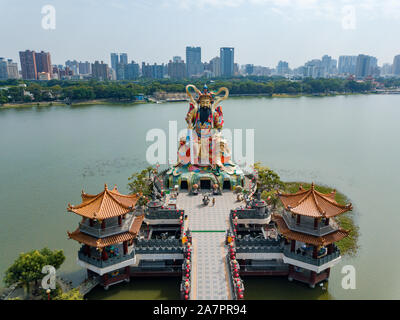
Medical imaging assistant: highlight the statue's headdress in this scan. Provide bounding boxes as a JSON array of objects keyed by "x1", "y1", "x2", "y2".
[{"x1": 186, "y1": 84, "x2": 229, "y2": 113}]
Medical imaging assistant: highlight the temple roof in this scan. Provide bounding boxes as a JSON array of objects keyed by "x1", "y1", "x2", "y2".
[
  {"x1": 273, "y1": 214, "x2": 348, "y2": 246},
  {"x1": 67, "y1": 215, "x2": 144, "y2": 248},
  {"x1": 278, "y1": 183, "x2": 352, "y2": 218},
  {"x1": 67, "y1": 184, "x2": 139, "y2": 219}
]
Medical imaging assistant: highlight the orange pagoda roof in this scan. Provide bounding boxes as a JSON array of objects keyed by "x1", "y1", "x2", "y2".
[
  {"x1": 67, "y1": 215, "x2": 144, "y2": 248},
  {"x1": 272, "y1": 214, "x2": 349, "y2": 246},
  {"x1": 278, "y1": 183, "x2": 352, "y2": 218},
  {"x1": 67, "y1": 184, "x2": 139, "y2": 219}
]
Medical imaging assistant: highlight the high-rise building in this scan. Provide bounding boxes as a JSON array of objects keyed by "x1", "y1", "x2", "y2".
[
  {"x1": 0, "y1": 58, "x2": 7, "y2": 79},
  {"x1": 119, "y1": 53, "x2": 128, "y2": 65},
  {"x1": 186, "y1": 47, "x2": 202, "y2": 77},
  {"x1": 78, "y1": 61, "x2": 91, "y2": 75},
  {"x1": 244, "y1": 64, "x2": 254, "y2": 76},
  {"x1": 276, "y1": 61, "x2": 289, "y2": 75},
  {"x1": 91, "y1": 61, "x2": 109, "y2": 80},
  {"x1": 320, "y1": 55, "x2": 338, "y2": 77},
  {"x1": 7, "y1": 59, "x2": 19, "y2": 79},
  {"x1": 124, "y1": 61, "x2": 140, "y2": 80},
  {"x1": 355, "y1": 54, "x2": 378, "y2": 78},
  {"x1": 142, "y1": 63, "x2": 165, "y2": 79},
  {"x1": 393, "y1": 55, "x2": 400, "y2": 76},
  {"x1": 338, "y1": 56, "x2": 357, "y2": 74},
  {"x1": 220, "y1": 47, "x2": 234, "y2": 77},
  {"x1": 304, "y1": 59, "x2": 324, "y2": 78},
  {"x1": 35, "y1": 51, "x2": 52, "y2": 75},
  {"x1": 0, "y1": 58, "x2": 19, "y2": 79},
  {"x1": 66, "y1": 60, "x2": 79, "y2": 75},
  {"x1": 381, "y1": 63, "x2": 393, "y2": 76},
  {"x1": 168, "y1": 58, "x2": 186, "y2": 80},
  {"x1": 110, "y1": 53, "x2": 119, "y2": 71},
  {"x1": 19, "y1": 50, "x2": 37, "y2": 80},
  {"x1": 210, "y1": 57, "x2": 221, "y2": 77}
]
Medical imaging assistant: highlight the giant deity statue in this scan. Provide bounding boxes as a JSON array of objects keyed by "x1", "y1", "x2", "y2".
[{"x1": 165, "y1": 84, "x2": 244, "y2": 192}]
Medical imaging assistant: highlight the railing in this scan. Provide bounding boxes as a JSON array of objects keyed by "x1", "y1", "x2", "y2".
[
  {"x1": 79, "y1": 214, "x2": 134, "y2": 238},
  {"x1": 78, "y1": 250, "x2": 134, "y2": 268},
  {"x1": 231, "y1": 209, "x2": 269, "y2": 220},
  {"x1": 146, "y1": 209, "x2": 183, "y2": 220},
  {"x1": 135, "y1": 238, "x2": 183, "y2": 254},
  {"x1": 283, "y1": 247, "x2": 340, "y2": 266},
  {"x1": 282, "y1": 211, "x2": 339, "y2": 236},
  {"x1": 236, "y1": 245, "x2": 282, "y2": 253}
]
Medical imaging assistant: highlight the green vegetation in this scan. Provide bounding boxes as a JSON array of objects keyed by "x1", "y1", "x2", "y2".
[
  {"x1": 0, "y1": 76, "x2": 382, "y2": 107},
  {"x1": 127, "y1": 166, "x2": 154, "y2": 206},
  {"x1": 4, "y1": 248, "x2": 65, "y2": 297},
  {"x1": 53, "y1": 288, "x2": 84, "y2": 300}
]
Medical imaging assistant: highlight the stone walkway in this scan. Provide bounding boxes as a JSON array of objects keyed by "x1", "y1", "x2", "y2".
[{"x1": 177, "y1": 191, "x2": 238, "y2": 300}]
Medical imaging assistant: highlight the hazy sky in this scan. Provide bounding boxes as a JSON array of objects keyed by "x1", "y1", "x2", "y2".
[{"x1": 1, "y1": 0, "x2": 400, "y2": 68}]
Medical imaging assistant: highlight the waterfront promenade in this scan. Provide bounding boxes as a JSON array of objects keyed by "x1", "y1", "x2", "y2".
[{"x1": 177, "y1": 191, "x2": 237, "y2": 300}]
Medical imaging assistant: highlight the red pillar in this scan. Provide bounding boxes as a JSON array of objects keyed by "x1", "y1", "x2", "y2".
[
  {"x1": 291, "y1": 239, "x2": 296, "y2": 252},
  {"x1": 310, "y1": 271, "x2": 316, "y2": 284},
  {"x1": 102, "y1": 249, "x2": 108, "y2": 261},
  {"x1": 118, "y1": 216, "x2": 122, "y2": 226},
  {"x1": 325, "y1": 218, "x2": 330, "y2": 226},
  {"x1": 326, "y1": 268, "x2": 331, "y2": 277},
  {"x1": 327, "y1": 244, "x2": 333, "y2": 254},
  {"x1": 125, "y1": 266, "x2": 130, "y2": 277},
  {"x1": 123, "y1": 241, "x2": 128, "y2": 255},
  {"x1": 89, "y1": 219, "x2": 94, "y2": 227},
  {"x1": 101, "y1": 220, "x2": 106, "y2": 229},
  {"x1": 289, "y1": 264, "x2": 294, "y2": 273},
  {"x1": 313, "y1": 246, "x2": 318, "y2": 259},
  {"x1": 314, "y1": 218, "x2": 318, "y2": 230},
  {"x1": 296, "y1": 214, "x2": 301, "y2": 225},
  {"x1": 102, "y1": 273, "x2": 108, "y2": 286}
]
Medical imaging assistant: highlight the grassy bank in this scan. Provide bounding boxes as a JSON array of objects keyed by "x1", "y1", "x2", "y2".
[{"x1": 281, "y1": 182, "x2": 359, "y2": 256}]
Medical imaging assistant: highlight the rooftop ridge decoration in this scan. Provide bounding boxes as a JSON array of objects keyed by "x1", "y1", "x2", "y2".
[
  {"x1": 67, "y1": 184, "x2": 139, "y2": 219},
  {"x1": 277, "y1": 182, "x2": 352, "y2": 218}
]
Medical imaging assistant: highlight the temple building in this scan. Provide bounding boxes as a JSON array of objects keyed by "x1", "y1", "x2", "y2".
[
  {"x1": 273, "y1": 183, "x2": 351, "y2": 287},
  {"x1": 67, "y1": 182, "x2": 187, "y2": 291},
  {"x1": 230, "y1": 183, "x2": 352, "y2": 288},
  {"x1": 67, "y1": 184, "x2": 143, "y2": 289}
]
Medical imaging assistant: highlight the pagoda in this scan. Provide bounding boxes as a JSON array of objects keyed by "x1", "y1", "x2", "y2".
[
  {"x1": 67, "y1": 184, "x2": 143, "y2": 289},
  {"x1": 273, "y1": 183, "x2": 352, "y2": 287}
]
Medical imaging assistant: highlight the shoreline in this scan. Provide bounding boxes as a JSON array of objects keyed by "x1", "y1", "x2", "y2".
[{"x1": 0, "y1": 92, "x2": 375, "y2": 110}]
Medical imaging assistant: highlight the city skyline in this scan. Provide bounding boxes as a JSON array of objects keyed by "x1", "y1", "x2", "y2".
[{"x1": 1, "y1": 1, "x2": 400, "y2": 67}]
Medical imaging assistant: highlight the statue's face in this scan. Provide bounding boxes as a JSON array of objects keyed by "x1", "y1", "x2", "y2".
[{"x1": 199, "y1": 98, "x2": 212, "y2": 108}]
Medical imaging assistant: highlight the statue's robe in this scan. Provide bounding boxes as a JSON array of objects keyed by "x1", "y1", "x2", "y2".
[{"x1": 179, "y1": 103, "x2": 229, "y2": 167}]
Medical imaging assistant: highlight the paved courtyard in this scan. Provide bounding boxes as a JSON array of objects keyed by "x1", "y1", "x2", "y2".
[{"x1": 177, "y1": 191, "x2": 239, "y2": 300}]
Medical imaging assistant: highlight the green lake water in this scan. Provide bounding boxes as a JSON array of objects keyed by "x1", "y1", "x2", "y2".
[{"x1": 1, "y1": 94, "x2": 400, "y2": 299}]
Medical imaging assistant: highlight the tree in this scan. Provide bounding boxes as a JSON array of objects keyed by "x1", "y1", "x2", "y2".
[
  {"x1": 127, "y1": 166, "x2": 155, "y2": 207},
  {"x1": 253, "y1": 162, "x2": 284, "y2": 193},
  {"x1": 4, "y1": 248, "x2": 65, "y2": 297}
]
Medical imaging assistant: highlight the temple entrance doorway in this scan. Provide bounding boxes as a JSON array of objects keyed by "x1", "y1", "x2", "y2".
[
  {"x1": 223, "y1": 180, "x2": 231, "y2": 190},
  {"x1": 180, "y1": 179, "x2": 188, "y2": 190},
  {"x1": 200, "y1": 179, "x2": 211, "y2": 190}
]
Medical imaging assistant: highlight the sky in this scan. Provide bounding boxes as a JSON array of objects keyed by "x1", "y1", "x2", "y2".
[{"x1": 1, "y1": 0, "x2": 400, "y2": 68}]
